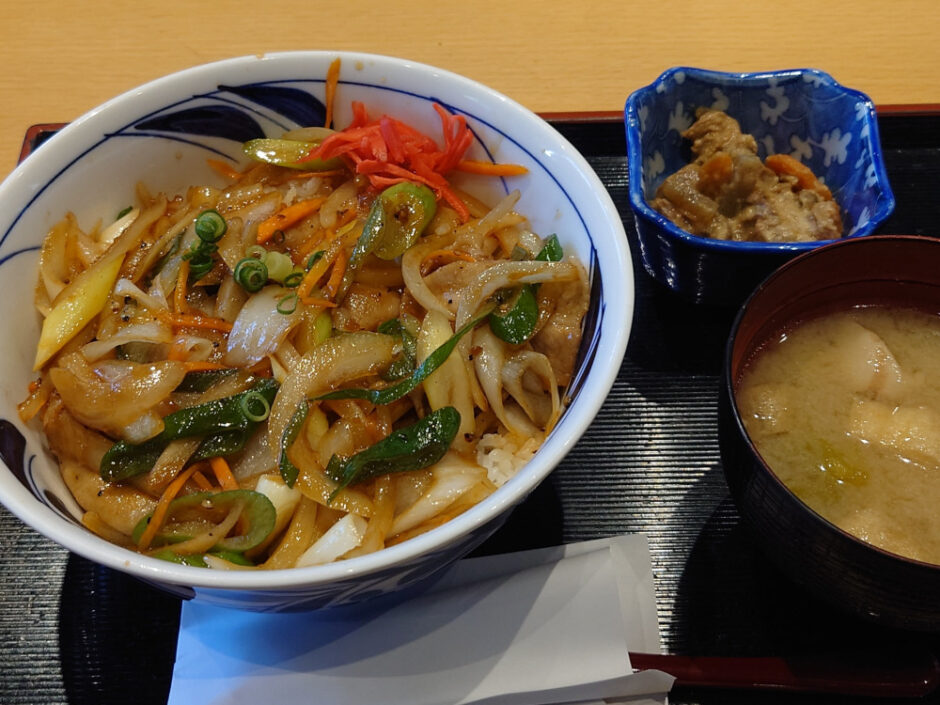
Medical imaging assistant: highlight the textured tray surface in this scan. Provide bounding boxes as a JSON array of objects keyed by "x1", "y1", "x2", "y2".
[{"x1": 2, "y1": 114, "x2": 939, "y2": 704}]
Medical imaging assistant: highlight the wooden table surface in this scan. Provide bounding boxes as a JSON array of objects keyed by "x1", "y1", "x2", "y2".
[{"x1": 2, "y1": 0, "x2": 938, "y2": 182}]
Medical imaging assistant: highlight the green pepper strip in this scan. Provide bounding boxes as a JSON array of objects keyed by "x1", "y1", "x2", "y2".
[
  {"x1": 339, "y1": 183, "x2": 437, "y2": 299},
  {"x1": 175, "y1": 368, "x2": 238, "y2": 393},
  {"x1": 535, "y1": 234, "x2": 564, "y2": 263},
  {"x1": 488, "y1": 286, "x2": 539, "y2": 345},
  {"x1": 243, "y1": 138, "x2": 344, "y2": 171},
  {"x1": 488, "y1": 234, "x2": 564, "y2": 344},
  {"x1": 326, "y1": 406, "x2": 461, "y2": 501},
  {"x1": 316, "y1": 305, "x2": 494, "y2": 406},
  {"x1": 276, "y1": 309, "x2": 489, "y2": 486},
  {"x1": 370, "y1": 182, "x2": 437, "y2": 260},
  {"x1": 100, "y1": 378, "x2": 279, "y2": 482},
  {"x1": 132, "y1": 489, "x2": 276, "y2": 553},
  {"x1": 377, "y1": 317, "x2": 418, "y2": 381},
  {"x1": 278, "y1": 403, "x2": 309, "y2": 488}
]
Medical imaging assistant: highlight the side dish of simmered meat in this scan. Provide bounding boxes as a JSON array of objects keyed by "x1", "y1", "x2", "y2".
[{"x1": 651, "y1": 109, "x2": 842, "y2": 242}]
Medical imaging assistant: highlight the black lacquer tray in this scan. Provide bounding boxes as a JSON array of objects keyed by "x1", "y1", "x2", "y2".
[{"x1": 2, "y1": 109, "x2": 939, "y2": 705}]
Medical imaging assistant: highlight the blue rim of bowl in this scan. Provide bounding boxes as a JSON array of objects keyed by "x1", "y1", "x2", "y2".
[
  {"x1": 623, "y1": 66, "x2": 897, "y2": 254},
  {"x1": 723, "y1": 233, "x2": 940, "y2": 572}
]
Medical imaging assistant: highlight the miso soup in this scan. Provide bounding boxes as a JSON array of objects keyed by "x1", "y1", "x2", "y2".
[{"x1": 736, "y1": 305, "x2": 940, "y2": 565}]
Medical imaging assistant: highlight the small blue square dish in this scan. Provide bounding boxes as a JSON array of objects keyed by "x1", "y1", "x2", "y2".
[{"x1": 624, "y1": 67, "x2": 895, "y2": 306}]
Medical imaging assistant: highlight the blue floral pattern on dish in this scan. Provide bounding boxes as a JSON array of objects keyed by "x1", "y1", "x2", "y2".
[{"x1": 626, "y1": 67, "x2": 895, "y2": 242}]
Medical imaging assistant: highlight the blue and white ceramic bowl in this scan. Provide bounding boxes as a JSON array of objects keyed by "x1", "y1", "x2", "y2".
[
  {"x1": 625, "y1": 67, "x2": 895, "y2": 306},
  {"x1": 0, "y1": 52, "x2": 633, "y2": 611}
]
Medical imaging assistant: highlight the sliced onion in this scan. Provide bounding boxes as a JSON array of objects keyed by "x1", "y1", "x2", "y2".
[
  {"x1": 120, "y1": 411, "x2": 165, "y2": 444},
  {"x1": 454, "y1": 260, "x2": 579, "y2": 328},
  {"x1": 140, "y1": 438, "x2": 202, "y2": 495},
  {"x1": 169, "y1": 335, "x2": 216, "y2": 362},
  {"x1": 81, "y1": 320, "x2": 172, "y2": 361},
  {"x1": 251, "y1": 474, "x2": 302, "y2": 552},
  {"x1": 418, "y1": 310, "x2": 475, "y2": 448},
  {"x1": 389, "y1": 453, "x2": 485, "y2": 537},
  {"x1": 453, "y1": 190, "x2": 521, "y2": 254},
  {"x1": 472, "y1": 325, "x2": 512, "y2": 431},
  {"x1": 501, "y1": 350, "x2": 561, "y2": 432},
  {"x1": 113, "y1": 278, "x2": 170, "y2": 313},
  {"x1": 401, "y1": 231, "x2": 460, "y2": 320},
  {"x1": 214, "y1": 273, "x2": 249, "y2": 323},
  {"x1": 97, "y1": 207, "x2": 140, "y2": 249},
  {"x1": 295, "y1": 513, "x2": 367, "y2": 567},
  {"x1": 229, "y1": 427, "x2": 278, "y2": 481},
  {"x1": 224, "y1": 286, "x2": 302, "y2": 367},
  {"x1": 266, "y1": 331, "x2": 398, "y2": 457},
  {"x1": 49, "y1": 354, "x2": 186, "y2": 441},
  {"x1": 319, "y1": 178, "x2": 359, "y2": 229}
]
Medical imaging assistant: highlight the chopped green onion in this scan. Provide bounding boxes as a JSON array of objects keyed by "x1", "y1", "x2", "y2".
[
  {"x1": 238, "y1": 390, "x2": 271, "y2": 422},
  {"x1": 305, "y1": 251, "x2": 326, "y2": 270},
  {"x1": 263, "y1": 251, "x2": 294, "y2": 283},
  {"x1": 194, "y1": 209, "x2": 227, "y2": 243},
  {"x1": 277, "y1": 293, "x2": 299, "y2": 315},
  {"x1": 133, "y1": 489, "x2": 276, "y2": 552},
  {"x1": 246, "y1": 244, "x2": 267, "y2": 260},
  {"x1": 184, "y1": 244, "x2": 216, "y2": 281},
  {"x1": 283, "y1": 270, "x2": 304, "y2": 288},
  {"x1": 116, "y1": 206, "x2": 134, "y2": 220},
  {"x1": 234, "y1": 257, "x2": 268, "y2": 292}
]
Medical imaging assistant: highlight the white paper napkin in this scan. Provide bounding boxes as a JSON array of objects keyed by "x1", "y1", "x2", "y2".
[{"x1": 168, "y1": 534, "x2": 674, "y2": 705}]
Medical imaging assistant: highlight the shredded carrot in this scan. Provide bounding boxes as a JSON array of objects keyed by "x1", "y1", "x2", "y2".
[
  {"x1": 191, "y1": 471, "x2": 214, "y2": 492},
  {"x1": 284, "y1": 169, "x2": 344, "y2": 181},
  {"x1": 257, "y1": 197, "x2": 325, "y2": 244},
  {"x1": 321, "y1": 248, "x2": 348, "y2": 298},
  {"x1": 207, "y1": 158, "x2": 242, "y2": 181},
  {"x1": 27, "y1": 379, "x2": 41, "y2": 394},
  {"x1": 209, "y1": 456, "x2": 240, "y2": 491},
  {"x1": 182, "y1": 360, "x2": 230, "y2": 372},
  {"x1": 324, "y1": 57, "x2": 341, "y2": 129},
  {"x1": 157, "y1": 310, "x2": 234, "y2": 333},
  {"x1": 297, "y1": 247, "x2": 339, "y2": 300},
  {"x1": 295, "y1": 229, "x2": 329, "y2": 266},
  {"x1": 174, "y1": 260, "x2": 190, "y2": 314},
  {"x1": 137, "y1": 464, "x2": 202, "y2": 552},
  {"x1": 302, "y1": 102, "x2": 474, "y2": 221},
  {"x1": 456, "y1": 160, "x2": 529, "y2": 176},
  {"x1": 765, "y1": 153, "x2": 833, "y2": 200}
]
